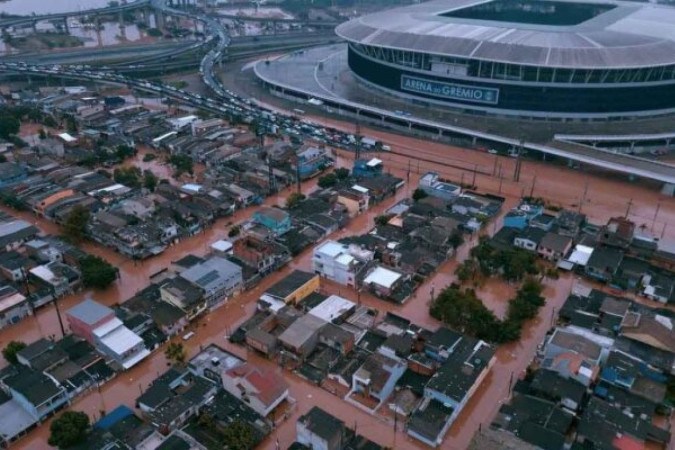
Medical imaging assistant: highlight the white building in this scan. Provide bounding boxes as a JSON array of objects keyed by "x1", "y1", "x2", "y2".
[
  {"x1": 312, "y1": 240, "x2": 373, "y2": 287},
  {"x1": 0, "y1": 285, "x2": 31, "y2": 329},
  {"x1": 307, "y1": 295, "x2": 356, "y2": 323},
  {"x1": 92, "y1": 317, "x2": 150, "y2": 370}
]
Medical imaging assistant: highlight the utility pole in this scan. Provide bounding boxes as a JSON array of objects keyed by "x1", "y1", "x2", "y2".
[
  {"x1": 52, "y1": 287, "x2": 66, "y2": 338},
  {"x1": 651, "y1": 202, "x2": 661, "y2": 233},
  {"x1": 625, "y1": 198, "x2": 633, "y2": 219},
  {"x1": 578, "y1": 180, "x2": 589, "y2": 214},
  {"x1": 529, "y1": 174, "x2": 537, "y2": 198},
  {"x1": 354, "y1": 121, "x2": 362, "y2": 161}
]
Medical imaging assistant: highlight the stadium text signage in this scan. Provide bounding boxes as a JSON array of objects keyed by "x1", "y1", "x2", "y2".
[{"x1": 401, "y1": 75, "x2": 499, "y2": 104}]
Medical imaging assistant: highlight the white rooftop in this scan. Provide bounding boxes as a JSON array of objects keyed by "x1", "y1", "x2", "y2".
[
  {"x1": 308, "y1": 294, "x2": 356, "y2": 322},
  {"x1": 58, "y1": 132, "x2": 77, "y2": 143},
  {"x1": 352, "y1": 184, "x2": 369, "y2": 193},
  {"x1": 335, "y1": 253, "x2": 355, "y2": 266},
  {"x1": 567, "y1": 244, "x2": 594, "y2": 266},
  {"x1": 93, "y1": 317, "x2": 124, "y2": 338},
  {"x1": 363, "y1": 266, "x2": 402, "y2": 289},
  {"x1": 211, "y1": 240, "x2": 233, "y2": 253},
  {"x1": 316, "y1": 240, "x2": 346, "y2": 258},
  {"x1": 0, "y1": 291, "x2": 27, "y2": 313},
  {"x1": 29, "y1": 265, "x2": 58, "y2": 283},
  {"x1": 99, "y1": 325, "x2": 144, "y2": 358},
  {"x1": 366, "y1": 158, "x2": 383, "y2": 167}
]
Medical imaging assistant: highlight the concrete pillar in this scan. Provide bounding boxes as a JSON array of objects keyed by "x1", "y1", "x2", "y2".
[
  {"x1": 661, "y1": 183, "x2": 675, "y2": 196},
  {"x1": 119, "y1": 11, "x2": 126, "y2": 40},
  {"x1": 63, "y1": 17, "x2": 69, "y2": 34},
  {"x1": 32, "y1": 20, "x2": 37, "y2": 32},
  {"x1": 156, "y1": 10, "x2": 165, "y2": 30}
]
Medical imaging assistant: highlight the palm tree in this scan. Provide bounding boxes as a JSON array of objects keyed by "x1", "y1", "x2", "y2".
[{"x1": 164, "y1": 342, "x2": 186, "y2": 365}]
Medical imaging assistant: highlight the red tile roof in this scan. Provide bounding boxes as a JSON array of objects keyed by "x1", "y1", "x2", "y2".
[{"x1": 226, "y1": 363, "x2": 288, "y2": 407}]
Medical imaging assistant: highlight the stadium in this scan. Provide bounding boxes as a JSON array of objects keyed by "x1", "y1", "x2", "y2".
[{"x1": 335, "y1": 0, "x2": 675, "y2": 119}]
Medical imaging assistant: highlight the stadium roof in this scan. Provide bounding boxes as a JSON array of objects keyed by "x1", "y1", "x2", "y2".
[{"x1": 335, "y1": 0, "x2": 675, "y2": 69}]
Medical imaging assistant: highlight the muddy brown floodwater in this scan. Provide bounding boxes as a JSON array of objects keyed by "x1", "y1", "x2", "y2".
[{"x1": 5, "y1": 128, "x2": 675, "y2": 449}]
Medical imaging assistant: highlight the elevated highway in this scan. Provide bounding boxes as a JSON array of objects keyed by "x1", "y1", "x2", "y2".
[{"x1": 0, "y1": 0, "x2": 149, "y2": 28}]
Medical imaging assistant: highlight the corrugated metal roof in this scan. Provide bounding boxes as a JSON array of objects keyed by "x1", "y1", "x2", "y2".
[{"x1": 336, "y1": 0, "x2": 675, "y2": 68}]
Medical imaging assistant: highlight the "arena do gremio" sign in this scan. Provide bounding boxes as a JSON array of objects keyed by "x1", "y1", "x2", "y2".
[{"x1": 401, "y1": 75, "x2": 499, "y2": 105}]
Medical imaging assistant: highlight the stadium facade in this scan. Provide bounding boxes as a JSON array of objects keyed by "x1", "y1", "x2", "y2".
[{"x1": 335, "y1": 0, "x2": 675, "y2": 119}]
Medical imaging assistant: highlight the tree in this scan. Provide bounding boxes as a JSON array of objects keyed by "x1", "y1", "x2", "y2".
[
  {"x1": 412, "y1": 188, "x2": 428, "y2": 201},
  {"x1": 169, "y1": 154, "x2": 193, "y2": 177},
  {"x1": 228, "y1": 224, "x2": 241, "y2": 238},
  {"x1": 285, "y1": 192, "x2": 305, "y2": 209},
  {"x1": 48, "y1": 411, "x2": 90, "y2": 448},
  {"x1": 143, "y1": 170, "x2": 158, "y2": 192},
  {"x1": 2, "y1": 340, "x2": 26, "y2": 364},
  {"x1": 147, "y1": 28, "x2": 163, "y2": 37},
  {"x1": 0, "y1": 114, "x2": 20, "y2": 139},
  {"x1": 317, "y1": 173, "x2": 337, "y2": 188},
  {"x1": 38, "y1": 128, "x2": 47, "y2": 140},
  {"x1": 448, "y1": 231, "x2": 464, "y2": 249},
  {"x1": 165, "y1": 342, "x2": 186, "y2": 365},
  {"x1": 334, "y1": 167, "x2": 350, "y2": 180},
  {"x1": 375, "y1": 214, "x2": 392, "y2": 226},
  {"x1": 455, "y1": 260, "x2": 477, "y2": 284},
  {"x1": 115, "y1": 144, "x2": 136, "y2": 160},
  {"x1": 63, "y1": 205, "x2": 90, "y2": 243},
  {"x1": 113, "y1": 167, "x2": 141, "y2": 188},
  {"x1": 79, "y1": 255, "x2": 118, "y2": 289},
  {"x1": 63, "y1": 114, "x2": 78, "y2": 134},
  {"x1": 221, "y1": 420, "x2": 258, "y2": 450}
]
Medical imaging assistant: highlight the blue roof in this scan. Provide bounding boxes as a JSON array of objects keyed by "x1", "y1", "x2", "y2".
[{"x1": 94, "y1": 405, "x2": 134, "y2": 430}]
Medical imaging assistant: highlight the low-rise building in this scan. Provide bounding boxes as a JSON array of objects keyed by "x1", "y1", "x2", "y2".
[
  {"x1": 0, "y1": 285, "x2": 31, "y2": 329},
  {"x1": 362, "y1": 265, "x2": 405, "y2": 299},
  {"x1": 1, "y1": 367, "x2": 69, "y2": 421},
  {"x1": 419, "y1": 172, "x2": 461, "y2": 200},
  {"x1": 352, "y1": 352, "x2": 406, "y2": 405},
  {"x1": 263, "y1": 270, "x2": 319, "y2": 305},
  {"x1": 312, "y1": 241, "x2": 373, "y2": 287},
  {"x1": 222, "y1": 363, "x2": 289, "y2": 417},
  {"x1": 253, "y1": 206, "x2": 291, "y2": 236},
  {"x1": 538, "y1": 232, "x2": 573, "y2": 261},
  {"x1": 179, "y1": 256, "x2": 243, "y2": 309}
]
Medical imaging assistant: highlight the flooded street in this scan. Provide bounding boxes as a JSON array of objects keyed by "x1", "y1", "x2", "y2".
[
  {"x1": 0, "y1": 0, "x2": 118, "y2": 15},
  {"x1": 4, "y1": 124, "x2": 675, "y2": 449}
]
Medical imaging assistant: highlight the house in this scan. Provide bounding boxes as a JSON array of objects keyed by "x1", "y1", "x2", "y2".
[
  {"x1": 159, "y1": 276, "x2": 206, "y2": 319},
  {"x1": 576, "y1": 397, "x2": 670, "y2": 449},
  {"x1": 1, "y1": 367, "x2": 69, "y2": 421},
  {"x1": 253, "y1": 207, "x2": 292, "y2": 236},
  {"x1": 296, "y1": 407, "x2": 348, "y2": 450},
  {"x1": 67, "y1": 299, "x2": 150, "y2": 370},
  {"x1": 278, "y1": 314, "x2": 327, "y2": 358},
  {"x1": 641, "y1": 272, "x2": 675, "y2": 304},
  {"x1": 28, "y1": 262, "x2": 80, "y2": 297},
  {"x1": 312, "y1": 241, "x2": 373, "y2": 287},
  {"x1": 307, "y1": 295, "x2": 356, "y2": 324},
  {"x1": 503, "y1": 202, "x2": 543, "y2": 230},
  {"x1": 419, "y1": 172, "x2": 461, "y2": 200},
  {"x1": 222, "y1": 363, "x2": 289, "y2": 417},
  {"x1": 529, "y1": 213, "x2": 556, "y2": 231},
  {"x1": 146, "y1": 377, "x2": 218, "y2": 435},
  {"x1": 337, "y1": 188, "x2": 369, "y2": 218},
  {"x1": 599, "y1": 350, "x2": 667, "y2": 406},
  {"x1": 0, "y1": 219, "x2": 39, "y2": 252},
  {"x1": 232, "y1": 235, "x2": 289, "y2": 275},
  {"x1": 599, "y1": 217, "x2": 635, "y2": 249},
  {"x1": 585, "y1": 247, "x2": 624, "y2": 282},
  {"x1": 352, "y1": 158, "x2": 384, "y2": 179},
  {"x1": 620, "y1": 312, "x2": 675, "y2": 356},
  {"x1": 543, "y1": 328, "x2": 608, "y2": 366},
  {"x1": 514, "y1": 227, "x2": 546, "y2": 252},
  {"x1": 0, "y1": 285, "x2": 31, "y2": 329},
  {"x1": 263, "y1": 270, "x2": 319, "y2": 305},
  {"x1": 295, "y1": 146, "x2": 329, "y2": 179},
  {"x1": 0, "y1": 162, "x2": 27, "y2": 188},
  {"x1": 351, "y1": 352, "x2": 407, "y2": 405},
  {"x1": 541, "y1": 351, "x2": 599, "y2": 387},
  {"x1": 529, "y1": 370, "x2": 586, "y2": 412},
  {"x1": 420, "y1": 338, "x2": 494, "y2": 433},
  {"x1": 362, "y1": 265, "x2": 406, "y2": 299},
  {"x1": 538, "y1": 232, "x2": 573, "y2": 261},
  {"x1": 187, "y1": 344, "x2": 244, "y2": 385},
  {"x1": 179, "y1": 256, "x2": 243, "y2": 309},
  {"x1": 556, "y1": 209, "x2": 586, "y2": 237},
  {"x1": 66, "y1": 298, "x2": 116, "y2": 344}
]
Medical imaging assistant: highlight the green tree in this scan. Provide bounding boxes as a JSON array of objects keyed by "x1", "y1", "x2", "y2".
[
  {"x1": 455, "y1": 260, "x2": 477, "y2": 283},
  {"x1": 334, "y1": 167, "x2": 350, "y2": 180},
  {"x1": 147, "y1": 28, "x2": 163, "y2": 37},
  {"x1": 63, "y1": 205, "x2": 90, "y2": 243},
  {"x1": 113, "y1": 167, "x2": 141, "y2": 188},
  {"x1": 228, "y1": 224, "x2": 241, "y2": 238},
  {"x1": 63, "y1": 114, "x2": 78, "y2": 134},
  {"x1": 142, "y1": 153, "x2": 156, "y2": 162},
  {"x1": 448, "y1": 231, "x2": 464, "y2": 249},
  {"x1": 169, "y1": 154, "x2": 193, "y2": 177},
  {"x1": 2, "y1": 340, "x2": 26, "y2": 364},
  {"x1": 0, "y1": 114, "x2": 20, "y2": 139},
  {"x1": 412, "y1": 188, "x2": 428, "y2": 201},
  {"x1": 165, "y1": 342, "x2": 186, "y2": 365},
  {"x1": 79, "y1": 255, "x2": 118, "y2": 289},
  {"x1": 285, "y1": 192, "x2": 305, "y2": 209},
  {"x1": 38, "y1": 128, "x2": 47, "y2": 140},
  {"x1": 0, "y1": 192, "x2": 25, "y2": 210},
  {"x1": 143, "y1": 170, "x2": 158, "y2": 192},
  {"x1": 221, "y1": 420, "x2": 258, "y2": 450},
  {"x1": 48, "y1": 411, "x2": 90, "y2": 448},
  {"x1": 115, "y1": 144, "x2": 136, "y2": 160},
  {"x1": 375, "y1": 214, "x2": 392, "y2": 226},
  {"x1": 317, "y1": 173, "x2": 337, "y2": 188}
]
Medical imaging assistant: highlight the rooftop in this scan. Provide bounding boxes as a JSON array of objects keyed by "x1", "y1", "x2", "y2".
[
  {"x1": 363, "y1": 266, "x2": 403, "y2": 289},
  {"x1": 336, "y1": 0, "x2": 675, "y2": 69},
  {"x1": 264, "y1": 270, "x2": 317, "y2": 300},
  {"x1": 67, "y1": 298, "x2": 113, "y2": 326},
  {"x1": 188, "y1": 344, "x2": 244, "y2": 380},
  {"x1": 307, "y1": 295, "x2": 356, "y2": 323}
]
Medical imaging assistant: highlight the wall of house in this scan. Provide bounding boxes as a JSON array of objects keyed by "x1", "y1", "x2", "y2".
[
  {"x1": 67, "y1": 313, "x2": 114, "y2": 345},
  {"x1": 0, "y1": 301, "x2": 32, "y2": 329},
  {"x1": 284, "y1": 276, "x2": 320, "y2": 304}
]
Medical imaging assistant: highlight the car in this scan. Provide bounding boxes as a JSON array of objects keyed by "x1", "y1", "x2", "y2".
[{"x1": 488, "y1": 149, "x2": 498, "y2": 154}]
